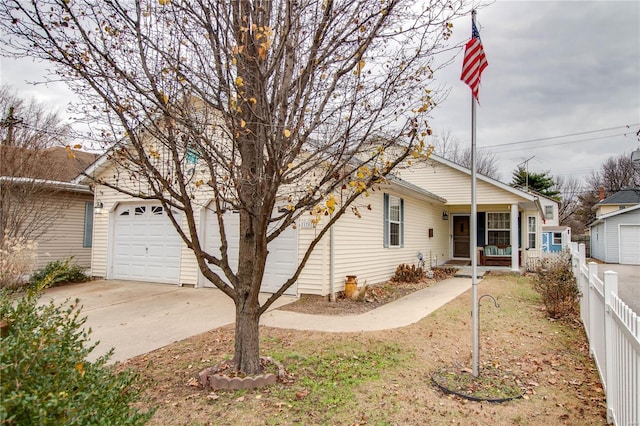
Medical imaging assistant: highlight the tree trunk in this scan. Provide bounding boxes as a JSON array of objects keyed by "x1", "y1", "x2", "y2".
[{"x1": 233, "y1": 294, "x2": 261, "y2": 374}]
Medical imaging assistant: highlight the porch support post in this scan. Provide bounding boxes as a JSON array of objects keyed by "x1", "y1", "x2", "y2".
[{"x1": 510, "y1": 203, "x2": 519, "y2": 271}]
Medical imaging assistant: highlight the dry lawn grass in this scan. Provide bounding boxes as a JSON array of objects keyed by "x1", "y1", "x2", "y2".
[{"x1": 121, "y1": 274, "x2": 606, "y2": 425}]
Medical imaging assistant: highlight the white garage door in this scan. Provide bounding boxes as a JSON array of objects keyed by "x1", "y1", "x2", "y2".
[
  {"x1": 620, "y1": 224, "x2": 640, "y2": 265},
  {"x1": 112, "y1": 204, "x2": 181, "y2": 284},
  {"x1": 202, "y1": 209, "x2": 298, "y2": 294}
]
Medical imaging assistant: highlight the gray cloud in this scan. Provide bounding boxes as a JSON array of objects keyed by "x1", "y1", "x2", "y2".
[{"x1": 430, "y1": 1, "x2": 640, "y2": 183}]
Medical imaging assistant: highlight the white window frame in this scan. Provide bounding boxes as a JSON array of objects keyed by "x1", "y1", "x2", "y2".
[
  {"x1": 383, "y1": 194, "x2": 404, "y2": 248},
  {"x1": 487, "y1": 212, "x2": 510, "y2": 246},
  {"x1": 545, "y1": 205, "x2": 554, "y2": 220},
  {"x1": 527, "y1": 215, "x2": 537, "y2": 249},
  {"x1": 553, "y1": 232, "x2": 562, "y2": 245}
]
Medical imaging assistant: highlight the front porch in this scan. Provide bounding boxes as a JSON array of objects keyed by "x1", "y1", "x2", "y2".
[{"x1": 448, "y1": 264, "x2": 526, "y2": 278}]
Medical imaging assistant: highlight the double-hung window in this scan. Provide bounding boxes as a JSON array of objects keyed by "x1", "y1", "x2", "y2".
[
  {"x1": 527, "y1": 216, "x2": 537, "y2": 249},
  {"x1": 487, "y1": 212, "x2": 510, "y2": 246},
  {"x1": 383, "y1": 194, "x2": 404, "y2": 248},
  {"x1": 545, "y1": 205, "x2": 554, "y2": 220},
  {"x1": 553, "y1": 232, "x2": 562, "y2": 246}
]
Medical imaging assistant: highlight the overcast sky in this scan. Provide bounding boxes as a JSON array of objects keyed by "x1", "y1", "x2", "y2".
[
  {"x1": 1, "y1": 1, "x2": 639, "y2": 186},
  {"x1": 430, "y1": 0, "x2": 640, "y2": 185}
]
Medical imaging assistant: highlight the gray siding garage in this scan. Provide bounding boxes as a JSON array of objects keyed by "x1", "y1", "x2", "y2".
[{"x1": 590, "y1": 205, "x2": 640, "y2": 265}]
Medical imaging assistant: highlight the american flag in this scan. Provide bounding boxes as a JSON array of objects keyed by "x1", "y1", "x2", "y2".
[{"x1": 460, "y1": 18, "x2": 488, "y2": 102}]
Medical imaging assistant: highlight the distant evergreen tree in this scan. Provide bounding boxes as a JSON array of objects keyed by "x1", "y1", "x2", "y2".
[{"x1": 511, "y1": 167, "x2": 560, "y2": 200}]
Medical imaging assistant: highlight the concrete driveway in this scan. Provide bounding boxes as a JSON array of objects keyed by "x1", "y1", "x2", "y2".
[
  {"x1": 598, "y1": 264, "x2": 640, "y2": 315},
  {"x1": 42, "y1": 280, "x2": 295, "y2": 363}
]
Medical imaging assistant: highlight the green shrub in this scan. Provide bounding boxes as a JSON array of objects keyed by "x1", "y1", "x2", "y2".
[
  {"x1": 0, "y1": 280, "x2": 153, "y2": 425},
  {"x1": 533, "y1": 255, "x2": 580, "y2": 319},
  {"x1": 29, "y1": 258, "x2": 90, "y2": 288}
]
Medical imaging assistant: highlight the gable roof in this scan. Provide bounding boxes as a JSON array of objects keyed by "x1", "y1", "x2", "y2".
[
  {"x1": 595, "y1": 187, "x2": 640, "y2": 207},
  {"x1": 1, "y1": 145, "x2": 98, "y2": 182},
  {"x1": 426, "y1": 154, "x2": 540, "y2": 203},
  {"x1": 424, "y1": 154, "x2": 548, "y2": 216}
]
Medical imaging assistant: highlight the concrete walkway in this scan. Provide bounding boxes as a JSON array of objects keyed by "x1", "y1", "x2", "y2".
[
  {"x1": 262, "y1": 277, "x2": 471, "y2": 332},
  {"x1": 42, "y1": 277, "x2": 473, "y2": 363}
]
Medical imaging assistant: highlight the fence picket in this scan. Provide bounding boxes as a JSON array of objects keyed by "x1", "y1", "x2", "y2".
[{"x1": 570, "y1": 244, "x2": 640, "y2": 426}]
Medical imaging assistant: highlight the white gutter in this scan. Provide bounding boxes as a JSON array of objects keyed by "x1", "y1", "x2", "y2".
[{"x1": 0, "y1": 176, "x2": 92, "y2": 194}]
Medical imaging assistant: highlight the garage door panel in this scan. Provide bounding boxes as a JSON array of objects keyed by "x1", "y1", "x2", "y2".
[
  {"x1": 620, "y1": 225, "x2": 640, "y2": 265},
  {"x1": 203, "y1": 209, "x2": 297, "y2": 294},
  {"x1": 112, "y1": 203, "x2": 181, "y2": 284}
]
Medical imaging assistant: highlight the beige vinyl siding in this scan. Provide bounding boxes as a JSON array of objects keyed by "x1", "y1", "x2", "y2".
[
  {"x1": 90, "y1": 179, "x2": 123, "y2": 278},
  {"x1": 296, "y1": 227, "x2": 330, "y2": 296},
  {"x1": 34, "y1": 193, "x2": 93, "y2": 270},
  {"x1": 398, "y1": 161, "x2": 524, "y2": 205},
  {"x1": 597, "y1": 205, "x2": 621, "y2": 217},
  {"x1": 314, "y1": 191, "x2": 446, "y2": 293}
]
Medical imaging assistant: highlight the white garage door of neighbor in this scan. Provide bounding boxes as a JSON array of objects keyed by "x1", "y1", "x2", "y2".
[
  {"x1": 203, "y1": 209, "x2": 298, "y2": 295},
  {"x1": 620, "y1": 224, "x2": 640, "y2": 265},
  {"x1": 112, "y1": 204, "x2": 181, "y2": 284}
]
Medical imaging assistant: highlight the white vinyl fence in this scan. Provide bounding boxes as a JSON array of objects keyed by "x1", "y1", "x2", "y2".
[{"x1": 570, "y1": 242, "x2": 640, "y2": 426}]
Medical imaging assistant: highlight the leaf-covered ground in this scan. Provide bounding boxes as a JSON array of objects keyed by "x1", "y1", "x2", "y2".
[
  {"x1": 121, "y1": 275, "x2": 606, "y2": 425},
  {"x1": 277, "y1": 267, "x2": 458, "y2": 315}
]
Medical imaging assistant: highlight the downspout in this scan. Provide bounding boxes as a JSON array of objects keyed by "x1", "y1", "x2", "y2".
[{"x1": 329, "y1": 216, "x2": 336, "y2": 302}]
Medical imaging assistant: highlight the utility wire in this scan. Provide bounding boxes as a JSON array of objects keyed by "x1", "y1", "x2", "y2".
[
  {"x1": 482, "y1": 132, "x2": 635, "y2": 153},
  {"x1": 479, "y1": 123, "x2": 640, "y2": 149}
]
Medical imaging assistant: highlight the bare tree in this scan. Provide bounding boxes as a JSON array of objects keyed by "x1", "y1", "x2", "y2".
[
  {"x1": 433, "y1": 129, "x2": 500, "y2": 179},
  {"x1": 574, "y1": 152, "x2": 638, "y2": 226},
  {"x1": 553, "y1": 175, "x2": 584, "y2": 233},
  {"x1": 0, "y1": 84, "x2": 71, "y2": 148},
  {"x1": 1, "y1": 0, "x2": 470, "y2": 373},
  {"x1": 0, "y1": 86, "x2": 92, "y2": 243}
]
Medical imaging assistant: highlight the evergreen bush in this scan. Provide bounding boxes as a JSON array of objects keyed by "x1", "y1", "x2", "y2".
[
  {"x1": 29, "y1": 258, "x2": 90, "y2": 288},
  {"x1": 0, "y1": 278, "x2": 153, "y2": 425}
]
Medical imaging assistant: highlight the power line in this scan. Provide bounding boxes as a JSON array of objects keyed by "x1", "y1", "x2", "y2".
[
  {"x1": 483, "y1": 132, "x2": 635, "y2": 154},
  {"x1": 479, "y1": 123, "x2": 640, "y2": 149}
]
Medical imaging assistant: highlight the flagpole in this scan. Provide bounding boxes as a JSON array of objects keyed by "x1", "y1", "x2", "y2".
[
  {"x1": 461, "y1": 7, "x2": 487, "y2": 378},
  {"x1": 470, "y1": 9, "x2": 480, "y2": 378}
]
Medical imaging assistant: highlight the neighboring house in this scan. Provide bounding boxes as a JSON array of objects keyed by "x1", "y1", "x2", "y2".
[
  {"x1": 0, "y1": 145, "x2": 97, "y2": 270},
  {"x1": 589, "y1": 188, "x2": 640, "y2": 265},
  {"x1": 76, "y1": 151, "x2": 555, "y2": 296},
  {"x1": 541, "y1": 226, "x2": 571, "y2": 253},
  {"x1": 523, "y1": 190, "x2": 571, "y2": 254}
]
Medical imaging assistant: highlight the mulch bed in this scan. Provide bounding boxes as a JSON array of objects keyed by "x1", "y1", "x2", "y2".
[{"x1": 277, "y1": 267, "x2": 458, "y2": 316}]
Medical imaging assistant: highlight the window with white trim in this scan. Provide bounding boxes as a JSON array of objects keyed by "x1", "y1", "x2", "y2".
[
  {"x1": 487, "y1": 212, "x2": 510, "y2": 246},
  {"x1": 545, "y1": 205, "x2": 554, "y2": 220},
  {"x1": 527, "y1": 216, "x2": 537, "y2": 249},
  {"x1": 383, "y1": 194, "x2": 404, "y2": 248},
  {"x1": 553, "y1": 232, "x2": 562, "y2": 245}
]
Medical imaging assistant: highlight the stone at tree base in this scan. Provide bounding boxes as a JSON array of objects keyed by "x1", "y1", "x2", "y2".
[{"x1": 198, "y1": 356, "x2": 285, "y2": 390}]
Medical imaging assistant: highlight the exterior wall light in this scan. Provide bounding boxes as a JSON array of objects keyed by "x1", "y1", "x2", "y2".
[{"x1": 94, "y1": 200, "x2": 104, "y2": 215}]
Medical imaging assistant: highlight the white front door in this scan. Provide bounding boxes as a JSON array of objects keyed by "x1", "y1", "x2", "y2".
[
  {"x1": 112, "y1": 204, "x2": 181, "y2": 284},
  {"x1": 202, "y1": 208, "x2": 298, "y2": 294}
]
